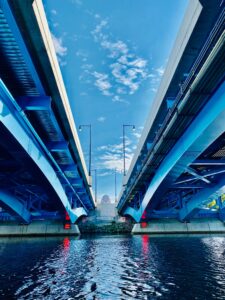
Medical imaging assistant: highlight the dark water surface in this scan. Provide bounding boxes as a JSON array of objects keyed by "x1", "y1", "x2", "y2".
[{"x1": 0, "y1": 234, "x2": 225, "y2": 299}]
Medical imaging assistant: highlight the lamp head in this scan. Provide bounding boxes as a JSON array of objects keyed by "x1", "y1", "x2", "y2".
[
  {"x1": 78, "y1": 125, "x2": 82, "y2": 132},
  {"x1": 132, "y1": 125, "x2": 135, "y2": 131}
]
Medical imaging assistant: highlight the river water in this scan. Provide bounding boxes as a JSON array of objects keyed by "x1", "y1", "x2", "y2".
[{"x1": 0, "y1": 234, "x2": 225, "y2": 299}]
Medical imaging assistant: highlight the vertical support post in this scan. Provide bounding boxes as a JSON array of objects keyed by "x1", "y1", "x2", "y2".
[
  {"x1": 123, "y1": 125, "x2": 126, "y2": 176},
  {"x1": 115, "y1": 168, "x2": 117, "y2": 202}
]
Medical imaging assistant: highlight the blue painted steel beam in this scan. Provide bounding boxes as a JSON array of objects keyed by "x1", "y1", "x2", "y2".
[
  {"x1": 124, "y1": 81, "x2": 225, "y2": 222},
  {"x1": 17, "y1": 96, "x2": 65, "y2": 141},
  {"x1": 175, "y1": 167, "x2": 225, "y2": 185},
  {"x1": 186, "y1": 167, "x2": 211, "y2": 184},
  {"x1": 72, "y1": 178, "x2": 83, "y2": 188},
  {"x1": 0, "y1": 80, "x2": 87, "y2": 222},
  {"x1": 191, "y1": 159, "x2": 225, "y2": 166},
  {"x1": 62, "y1": 178, "x2": 83, "y2": 187},
  {"x1": 179, "y1": 173, "x2": 225, "y2": 221},
  {"x1": 60, "y1": 164, "x2": 78, "y2": 173},
  {"x1": 17, "y1": 96, "x2": 51, "y2": 111},
  {"x1": 47, "y1": 141, "x2": 69, "y2": 152},
  {"x1": 0, "y1": 190, "x2": 30, "y2": 223},
  {"x1": 0, "y1": 0, "x2": 45, "y2": 95},
  {"x1": 170, "y1": 184, "x2": 205, "y2": 189}
]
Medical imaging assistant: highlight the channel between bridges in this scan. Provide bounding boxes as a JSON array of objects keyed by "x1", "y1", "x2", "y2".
[
  {"x1": 0, "y1": 0, "x2": 95, "y2": 226},
  {"x1": 117, "y1": 0, "x2": 225, "y2": 227}
]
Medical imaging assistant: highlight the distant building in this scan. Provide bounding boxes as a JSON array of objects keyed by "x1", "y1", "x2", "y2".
[
  {"x1": 101, "y1": 194, "x2": 111, "y2": 204},
  {"x1": 97, "y1": 195, "x2": 116, "y2": 219}
]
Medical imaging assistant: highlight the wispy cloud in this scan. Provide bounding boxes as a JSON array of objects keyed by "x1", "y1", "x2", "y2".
[
  {"x1": 92, "y1": 71, "x2": 112, "y2": 96},
  {"x1": 91, "y1": 18, "x2": 149, "y2": 99},
  {"x1": 112, "y1": 95, "x2": 129, "y2": 104},
  {"x1": 51, "y1": 33, "x2": 67, "y2": 66},
  {"x1": 91, "y1": 19, "x2": 108, "y2": 42},
  {"x1": 76, "y1": 50, "x2": 88, "y2": 58},
  {"x1": 51, "y1": 34, "x2": 67, "y2": 57},
  {"x1": 97, "y1": 116, "x2": 106, "y2": 122},
  {"x1": 133, "y1": 132, "x2": 141, "y2": 139},
  {"x1": 155, "y1": 66, "x2": 165, "y2": 76},
  {"x1": 132, "y1": 126, "x2": 143, "y2": 140},
  {"x1": 147, "y1": 66, "x2": 165, "y2": 93},
  {"x1": 51, "y1": 9, "x2": 57, "y2": 15},
  {"x1": 97, "y1": 140, "x2": 134, "y2": 172}
]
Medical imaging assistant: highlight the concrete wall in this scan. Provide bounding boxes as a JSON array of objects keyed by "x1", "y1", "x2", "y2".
[
  {"x1": 0, "y1": 221, "x2": 80, "y2": 236},
  {"x1": 132, "y1": 219, "x2": 225, "y2": 234}
]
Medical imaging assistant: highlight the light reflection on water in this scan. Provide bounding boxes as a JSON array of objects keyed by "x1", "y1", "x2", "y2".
[{"x1": 0, "y1": 235, "x2": 225, "y2": 299}]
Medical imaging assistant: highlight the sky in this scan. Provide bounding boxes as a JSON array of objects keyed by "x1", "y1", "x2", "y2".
[{"x1": 43, "y1": 0, "x2": 188, "y2": 202}]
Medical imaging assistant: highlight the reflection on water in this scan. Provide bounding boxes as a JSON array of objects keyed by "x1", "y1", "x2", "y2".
[{"x1": 0, "y1": 235, "x2": 225, "y2": 299}]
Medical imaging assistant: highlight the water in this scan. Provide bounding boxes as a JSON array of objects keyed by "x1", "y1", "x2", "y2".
[{"x1": 0, "y1": 235, "x2": 225, "y2": 299}]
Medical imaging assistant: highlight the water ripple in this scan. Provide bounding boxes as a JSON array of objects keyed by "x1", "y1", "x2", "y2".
[{"x1": 0, "y1": 235, "x2": 225, "y2": 299}]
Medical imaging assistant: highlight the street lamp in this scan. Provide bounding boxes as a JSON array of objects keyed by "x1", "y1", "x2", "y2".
[
  {"x1": 115, "y1": 168, "x2": 117, "y2": 202},
  {"x1": 123, "y1": 124, "x2": 135, "y2": 176},
  {"x1": 79, "y1": 124, "x2": 92, "y2": 177}
]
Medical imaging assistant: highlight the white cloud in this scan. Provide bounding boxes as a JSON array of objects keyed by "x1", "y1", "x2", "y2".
[
  {"x1": 97, "y1": 141, "x2": 134, "y2": 172},
  {"x1": 91, "y1": 19, "x2": 108, "y2": 41},
  {"x1": 51, "y1": 9, "x2": 57, "y2": 15},
  {"x1": 101, "y1": 40, "x2": 128, "y2": 58},
  {"x1": 51, "y1": 34, "x2": 67, "y2": 57},
  {"x1": 60, "y1": 61, "x2": 67, "y2": 67},
  {"x1": 97, "y1": 116, "x2": 106, "y2": 122},
  {"x1": 81, "y1": 64, "x2": 93, "y2": 70},
  {"x1": 98, "y1": 171, "x2": 112, "y2": 177},
  {"x1": 90, "y1": 17, "x2": 150, "y2": 100},
  {"x1": 156, "y1": 66, "x2": 165, "y2": 76},
  {"x1": 117, "y1": 87, "x2": 126, "y2": 94},
  {"x1": 133, "y1": 132, "x2": 141, "y2": 139},
  {"x1": 112, "y1": 95, "x2": 129, "y2": 104},
  {"x1": 76, "y1": 50, "x2": 88, "y2": 58},
  {"x1": 147, "y1": 66, "x2": 165, "y2": 94},
  {"x1": 93, "y1": 72, "x2": 112, "y2": 95}
]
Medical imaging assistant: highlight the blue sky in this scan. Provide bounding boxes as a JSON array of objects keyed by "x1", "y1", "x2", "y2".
[{"x1": 43, "y1": 0, "x2": 188, "y2": 202}]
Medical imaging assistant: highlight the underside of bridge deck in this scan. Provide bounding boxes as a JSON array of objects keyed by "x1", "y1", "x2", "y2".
[
  {"x1": 118, "y1": 1, "x2": 225, "y2": 223},
  {"x1": 0, "y1": 0, "x2": 95, "y2": 223}
]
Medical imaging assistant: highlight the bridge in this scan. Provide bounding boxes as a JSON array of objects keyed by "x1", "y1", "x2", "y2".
[
  {"x1": 0, "y1": 0, "x2": 95, "y2": 224},
  {"x1": 117, "y1": 0, "x2": 225, "y2": 224}
]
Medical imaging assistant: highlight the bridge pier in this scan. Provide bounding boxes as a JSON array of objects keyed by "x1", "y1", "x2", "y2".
[
  {"x1": 132, "y1": 219, "x2": 225, "y2": 234},
  {"x1": 0, "y1": 220, "x2": 80, "y2": 236}
]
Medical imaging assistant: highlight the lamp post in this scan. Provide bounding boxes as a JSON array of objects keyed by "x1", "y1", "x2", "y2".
[
  {"x1": 123, "y1": 124, "x2": 135, "y2": 176},
  {"x1": 115, "y1": 168, "x2": 117, "y2": 203},
  {"x1": 79, "y1": 124, "x2": 92, "y2": 177}
]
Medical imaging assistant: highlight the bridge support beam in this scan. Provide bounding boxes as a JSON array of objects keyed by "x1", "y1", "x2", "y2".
[
  {"x1": 0, "y1": 80, "x2": 87, "y2": 223},
  {"x1": 124, "y1": 80, "x2": 225, "y2": 222},
  {"x1": 0, "y1": 190, "x2": 31, "y2": 223},
  {"x1": 179, "y1": 174, "x2": 225, "y2": 221}
]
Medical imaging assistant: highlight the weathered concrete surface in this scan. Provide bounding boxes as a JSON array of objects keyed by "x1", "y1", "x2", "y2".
[
  {"x1": 132, "y1": 219, "x2": 225, "y2": 234},
  {"x1": 0, "y1": 221, "x2": 80, "y2": 236},
  {"x1": 79, "y1": 221, "x2": 133, "y2": 234}
]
